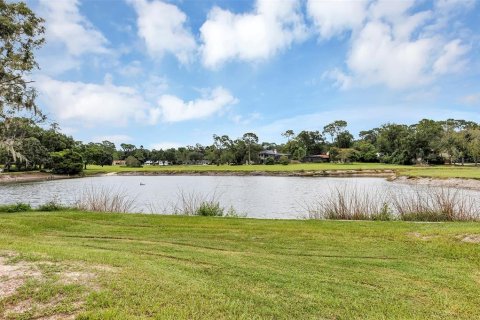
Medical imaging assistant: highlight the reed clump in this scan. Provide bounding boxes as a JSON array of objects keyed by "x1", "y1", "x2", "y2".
[
  {"x1": 307, "y1": 185, "x2": 393, "y2": 220},
  {"x1": 74, "y1": 186, "x2": 137, "y2": 213},
  {"x1": 308, "y1": 185, "x2": 479, "y2": 221},
  {"x1": 390, "y1": 187, "x2": 478, "y2": 221},
  {"x1": 169, "y1": 190, "x2": 244, "y2": 217}
]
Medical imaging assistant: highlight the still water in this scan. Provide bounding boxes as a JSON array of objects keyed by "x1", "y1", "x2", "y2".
[{"x1": 1, "y1": 176, "x2": 479, "y2": 219}]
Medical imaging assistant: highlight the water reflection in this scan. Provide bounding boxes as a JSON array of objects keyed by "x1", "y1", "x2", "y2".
[{"x1": 1, "y1": 176, "x2": 479, "y2": 219}]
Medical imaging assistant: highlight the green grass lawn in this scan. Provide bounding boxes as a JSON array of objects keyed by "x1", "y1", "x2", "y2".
[
  {"x1": 397, "y1": 166, "x2": 480, "y2": 179},
  {"x1": 1, "y1": 211, "x2": 479, "y2": 319},
  {"x1": 84, "y1": 162, "x2": 409, "y2": 174}
]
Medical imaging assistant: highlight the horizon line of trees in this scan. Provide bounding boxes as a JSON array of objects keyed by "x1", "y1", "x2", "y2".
[{"x1": 2, "y1": 117, "x2": 480, "y2": 174}]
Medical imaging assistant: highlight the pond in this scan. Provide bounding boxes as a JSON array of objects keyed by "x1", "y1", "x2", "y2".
[{"x1": 1, "y1": 175, "x2": 480, "y2": 219}]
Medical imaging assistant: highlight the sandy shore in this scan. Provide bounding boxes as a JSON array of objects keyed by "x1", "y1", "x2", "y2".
[
  {"x1": 392, "y1": 176, "x2": 480, "y2": 191},
  {"x1": 0, "y1": 172, "x2": 76, "y2": 184}
]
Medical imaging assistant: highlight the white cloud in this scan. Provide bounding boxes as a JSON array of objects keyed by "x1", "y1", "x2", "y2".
[
  {"x1": 158, "y1": 87, "x2": 237, "y2": 122},
  {"x1": 37, "y1": 53, "x2": 82, "y2": 76},
  {"x1": 92, "y1": 135, "x2": 133, "y2": 145},
  {"x1": 150, "y1": 142, "x2": 182, "y2": 150},
  {"x1": 322, "y1": 68, "x2": 353, "y2": 90},
  {"x1": 230, "y1": 112, "x2": 262, "y2": 126},
  {"x1": 346, "y1": 21, "x2": 435, "y2": 89},
  {"x1": 36, "y1": 75, "x2": 236, "y2": 125},
  {"x1": 36, "y1": 76, "x2": 156, "y2": 126},
  {"x1": 58, "y1": 126, "x2": 78, "y2": 136},
  {"x1": 435, "y1": 0, "x2": 476, "y2": 13},
  {"x1": 318, "y1": 0, "x2": 471, "y2": 90},
  {"x1": 141, "y1": 75, "x2": 169, "y2": 101},
  {"x1": 307, "y1": 0, "x2": 369, "y2": 39},
  {"x1": 117, "y1": 60, "x2": 144, "y2": 77},
  {"x1": 433, "y1": 39, "x2": 469, "y2": 75},
  {"x1": 230, "y1": 112, "x2": 262, "y2": 125},
  {"x1": 127, "y1": 0, "x2": 196, "y2": 64},
  {"x1": 38, "y1": 0, "x2": 109, "y2": 56},
  {"x1": 200, "y1": 0, "x2": 307, "y2": 68},
  {"x1": 460, "y1": 94, "x2": 480, "y2": 106},
  {"x1": 368, "y1": 0, "x2": 414, "y2": 21}
]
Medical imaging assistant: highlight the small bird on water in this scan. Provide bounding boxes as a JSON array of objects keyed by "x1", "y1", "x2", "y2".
[{"x1": 140, "y1": 182, "x2": 145, "y2": 186}]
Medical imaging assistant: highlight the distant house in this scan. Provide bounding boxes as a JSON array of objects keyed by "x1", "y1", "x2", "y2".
[
  {"x1": 304, "y1": 154, "x2": 330, "y2": 163},
  {"x1": 112, "y1": 160, "x2": 126, "y2": 166},
  {"x1": 258, "y1": 150, "x2": 290, "y2": 162},
  {"x1": 144, "y1": 160, "x2": 173, "y2": 166},
  {"x1": 194, "y1": 160, "x2": 211, "y2": 165}
]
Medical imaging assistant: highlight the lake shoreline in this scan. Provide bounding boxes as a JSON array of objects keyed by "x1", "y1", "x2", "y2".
[
  {"x1": 0, "y1": 172, "x2": 77, "y2": 184},
  {"x1": 392, "y1": 175, "x2": 480, "y2": 191},
  {"x1": 110, "y1": 169, "x2": 397, "y2": 178},
  {"x1": 2, "y1": 170, "x2": 480, "y2": 191}
]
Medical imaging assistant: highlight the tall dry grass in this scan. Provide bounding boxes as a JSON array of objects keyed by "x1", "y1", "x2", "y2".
[
  {"x1": 75, "y1": 186, "x2": 137, "y2": 213},
  {"x1": 308, "y1": 185, "x2": 480, "y2": 221},
  {"x1": 146, "y1": 189, "x2": 244, "y2": 217},
  {"x1": 307, "y1": 185, "x2": 392, "y2": 220},
  {"x1": 390, "y1": 187, "x2": 478, "y2": 221}
]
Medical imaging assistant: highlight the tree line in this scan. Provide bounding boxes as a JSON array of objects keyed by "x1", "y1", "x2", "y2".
[{"x1": 2, "y1": 117, "x2": 480, "y2": 174}]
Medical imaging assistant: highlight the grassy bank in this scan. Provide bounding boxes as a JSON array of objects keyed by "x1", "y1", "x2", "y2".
[
  {"x1": 1, "y1": 212, "x2": 479, "y2": 319},
  {"x1": 397, "y1": 166, "x2": 480, "y2": 179},
  {"x1": 83, "y1": 163, "x2": 480, "y2": 179},
  {"x1": 2, "y1": 163, "x2": 480, "y2": 181},
  {"x1": 84, "y1": 162, "x2": 406, "y2": 174}
]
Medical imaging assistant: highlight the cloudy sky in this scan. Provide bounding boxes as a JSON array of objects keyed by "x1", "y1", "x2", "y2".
[{"x1": 28, "y1": 0, "x2": 480, "y2": 149}]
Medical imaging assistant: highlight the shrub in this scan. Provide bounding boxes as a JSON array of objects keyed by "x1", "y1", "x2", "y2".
[
  {"x1": 49, "y1": 150, "x2": 83, "y2": 174},
  {"x1": 278, "y1": 155, "x2": 289, "y2": 165},
  {"x1": 168, "y1": 190, "x2": 243, "y2": 217},
  {"x1": 125, "y1": 156, "x2": 141, "y2": 167},
  {"x1": 264, "y1": 157, "x2": 275, "y2": 165},
  {"x1": 400, "y1": 211, "x2": 451, "y2": 222},
  {"x1": 224, "y1": 206, "x2": 247, "y2": 218},
  {"x1": 196, "y1": 201, "x2": 224, "y2": 216},
  {"x1": 370, "y1": 203, "x2": 393, "y2": 221},
  {"x1": 37, "y1": 201, "x2": 69, "y2": 211},
  {"x1": 0, "y1": 203, "x2": 32, "y2": 213}
]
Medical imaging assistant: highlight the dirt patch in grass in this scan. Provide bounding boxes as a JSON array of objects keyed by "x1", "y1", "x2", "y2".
[
  {"x1": 0, "y1": 254, "x2": 42, "y2": 297},
  {"x1": 407, "y1": 232, "x2": 438, "y2": 241},
  {"x1": 0, "y1": 252, "x2": 103, "y2": 319},
  {"x1": 456, "y1": 234, "x2": 480, "y2": 243}
]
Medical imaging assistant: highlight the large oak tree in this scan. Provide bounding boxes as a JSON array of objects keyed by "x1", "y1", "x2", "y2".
[{"x1": 0, "y1": 0, "x2": 45, "y2": 161}]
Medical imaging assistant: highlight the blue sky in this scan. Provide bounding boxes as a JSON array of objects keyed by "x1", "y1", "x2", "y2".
[{"x1": 27, "y1": 0, "x2": 480, "y2": 149}]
